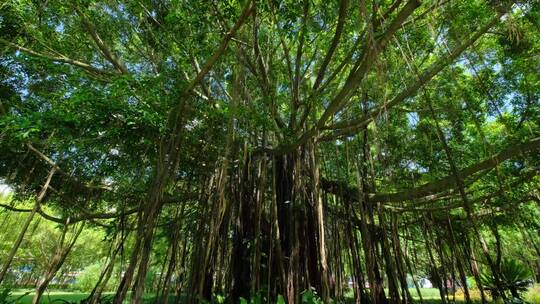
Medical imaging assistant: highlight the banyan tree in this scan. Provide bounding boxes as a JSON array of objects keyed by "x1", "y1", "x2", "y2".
[{"x1": 0, "y1": 0, "x2": 539, "y2": 303}]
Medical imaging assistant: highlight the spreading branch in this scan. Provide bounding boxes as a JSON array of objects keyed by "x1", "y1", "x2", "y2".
[
  {"x1": 321, "y1": 13, "x2": 502, "y2": 140},
  {"x1": 322, "y1": 137, "x2": 540, "y2": 203},
  {"x1": 0, "y1": 38, "x2": 114, "y2": 77}
]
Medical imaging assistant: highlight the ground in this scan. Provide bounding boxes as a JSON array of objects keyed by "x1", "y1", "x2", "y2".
[
  {"x1": 6, "y1": 290, "x2": 154, "y2": 304},
  {"x1": 6, "y1": 286, "x2": 540, "y2": 303}
]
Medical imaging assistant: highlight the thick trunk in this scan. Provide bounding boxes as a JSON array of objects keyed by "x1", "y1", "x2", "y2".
[
  {"x1": 230, "y1": 155, "x2": 256, "y2": 301},
  {"x1": 264, "y1": 146, "x2": 331, "y2": 302}
]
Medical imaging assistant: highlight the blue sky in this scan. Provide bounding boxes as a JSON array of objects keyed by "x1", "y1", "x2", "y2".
[{"x1": 0, "y1": 181, "x2": 13, "y2": 195}]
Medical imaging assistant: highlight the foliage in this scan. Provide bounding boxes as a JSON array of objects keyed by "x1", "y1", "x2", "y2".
[
  {"x1": 301, "y1": 289, "x2": 323, "y2": 304},
  {"x1": 73, "y1": 261, "x2": 117, "y2": 293},
  {"x1": 0, "y1": 205, "x2": 108, "y2": 287},
  {"x1": 0, "y1": 287, "x2": 29, "y2": 304},
  {"x1": 0, "y1": 0, "x2": 539, "y2": 303},
  {"x1": 526, "y1": 285, "x2": 540, "y2": 304},
  {"x1": 481, "y1": 258, "x2": 533, "y2": 298}
]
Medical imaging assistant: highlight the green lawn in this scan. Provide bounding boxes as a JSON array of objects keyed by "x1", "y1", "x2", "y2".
[
  {"x1": 8, "y1": 290, "x2": 91, "y2": 304},
  {"x1": 408, "y1": 288, "x2": 447, "y2": 299},
  {"x1": 7, "y1": 290, "x2": 154, "y2": 304},
  {"x1": 6, "y1": 286, "x2": 540, "y2": 304}
]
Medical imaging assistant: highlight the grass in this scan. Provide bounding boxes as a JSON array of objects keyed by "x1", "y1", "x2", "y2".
[
  {"x1": 409, "y1": 285, "x2": 540, "y2": 304},
  {"x1": 6, "y1": 286, "x2": 540, "y2": 304},
  {"x1": 8, "y1": 290, "x2": 93, "y2": 304},
  {"x1": 7, "y1": 290, "x2": 155, "y2": 304},
  {"x1": 526, "y1": 284, "x2": 540, "y2": 304},
  {"x1": 408, "y1": 288, "x2": 446, "y2": 299}
]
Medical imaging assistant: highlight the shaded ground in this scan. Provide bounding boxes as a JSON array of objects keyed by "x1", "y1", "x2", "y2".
[
  {"x1": 7, "y1": 286, "x2": 540, "y2": 303},
  {"x1": 7, "y1": 291, "x2": 155, "y2": 304},
  {"x1": 8, "y1": 290, "x2": 91, "y2": 304}
]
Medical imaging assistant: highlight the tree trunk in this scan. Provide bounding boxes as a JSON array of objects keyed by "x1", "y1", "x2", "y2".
[
  {"x1": 32, "y1": 222, "x2": 84, "y2": 304},
  {"x1": 0, "y1": 168, "x2": 55, "y2": 284},
  {"x1": 87, "y1": 231, "x2": 128, "y2": 304},
  {"x1": 422, "y1": 219, "x2": 447, "y2": 304}
]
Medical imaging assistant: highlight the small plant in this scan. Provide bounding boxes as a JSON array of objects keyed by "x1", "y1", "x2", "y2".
[
  {"x1": 481, "y1": 258, "x2": 533, "y2": 300},
  {"x1": 301, "y1": 288, "x2": 323, "y2": 304},
  {"x1": 237, "y1": 290, "x2": 266, "y2": 304},
  {"x1": 0, "y1": 288, "x2": 11, "y2": 304},
  {"x1": 0, "y1": 287, "x2": 30, "y2": 304}
]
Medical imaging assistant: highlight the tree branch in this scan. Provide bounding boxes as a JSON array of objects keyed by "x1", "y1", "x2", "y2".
[
  {"x1": 27, "y1": 143, "x2": 113, "y2": 191},
  {"x1": 0, "y1": 38, "x2": 114, "y2": 77},
  {"x1": 312, "y1": 0, "x2": 349, "y2": 91},
  {"x1": 181, "y1": 0, "x2": 255, "y2": 98},
  {"x1": 321, "y1": 137, "x2": 540, "y2": 203},
  {"x1": 269, "y1": 0, "x2": 421, "y2": 155},
  {"x1": 74, "y1": 7, "x2": 129, "y2": 74},
  {"x1": 0, "y1": 203, "x2": 139, "y2": 224},
  {"x1": 321, "y1": 13, "x2": 502, "y2": 140}
]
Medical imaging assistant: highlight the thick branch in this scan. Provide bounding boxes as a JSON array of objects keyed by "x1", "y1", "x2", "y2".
[
  {"x1": 0, "y1": 38, "x2": 113, "y2": 76},
  {"x1": 26, "y1": 143, "x2": 113, "y2": 191},
  {"x1": 312, "y1": 0, "x2": 349, "y2": 91},
  {"x1": 321, "y1": 13, "x2": 502, "y2": 140},
  {"x1": 315, "y1": 0, "x2": 420, "y2": 128},
  {"x1": 322, "y1": 137, "x2": 540, "y2": 203},
  {"x1": 181, "y1": 0, "x2": 255, "y2": 98},
  {"x1": 74, "y1": 7, "x2": 129, "y2": 74},
  {"x1": 0, "y1": 203, "x2": 139, "y2": 224},
  {"x1": 269, "y1": 0, "x2": 420, "y2": 155}
]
